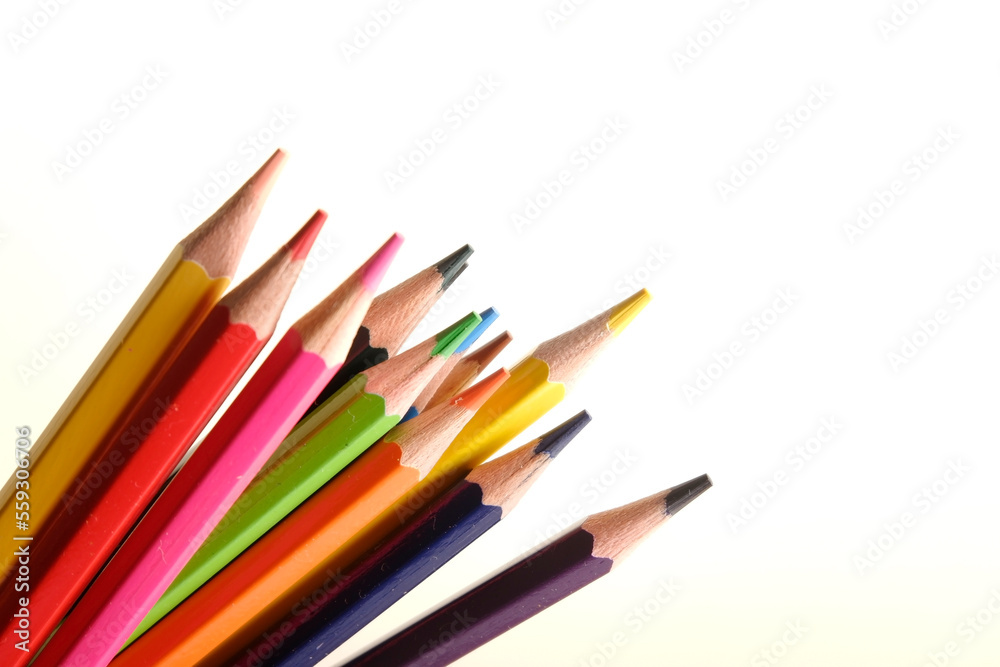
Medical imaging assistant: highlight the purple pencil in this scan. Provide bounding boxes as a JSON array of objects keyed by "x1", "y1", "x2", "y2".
[{"x1": 343, "y1": 473, "x2": 713, "y2": 667}]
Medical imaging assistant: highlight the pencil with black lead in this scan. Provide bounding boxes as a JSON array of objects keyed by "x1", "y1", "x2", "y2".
[
  {"x1": 237, "y1": 410, "x2": 592, "y2": 667},
  {"x1": 343, "y1": 474, "x2": 713, "y2": 667},
  {"x1": 301, "y1": 245, "x2": 473, "y2": 418}
]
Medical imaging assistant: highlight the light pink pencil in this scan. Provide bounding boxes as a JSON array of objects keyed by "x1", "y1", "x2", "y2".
[{"x1": 33, "y1": 230, "x2": 403, "y2": 667}]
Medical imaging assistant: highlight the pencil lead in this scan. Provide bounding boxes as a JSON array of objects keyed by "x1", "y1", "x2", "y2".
[
  {"x1": 451, "y1": 368, "x2": 509, "y2": 411},
  {"x1": 607, "y1": 288, "x2": 652, "y2": 336},
  {"x1": 533, "y1": 410, "x2": 592, "y2": 458},
  {"x1": 663, "y1": 474, "x2": 713, "y2": 516},
  {"x1": 436, "y1": 245, "x2": 474, "y2": 289},
  {"x1": 442, "y1": 262, "x2": 469, "y2": 290},
  {"x1": 360, "y1": 233, "x2": 405, "y2": 291},
  {"x1": 432, "y1": 312, "x2": 483, "y2": 357},
  {"x1": 286, "y1": 210, "x2": 328, "y2": 260},
  {"x1": 455, "y1": 308, "x2": 499, "y2": 354}
]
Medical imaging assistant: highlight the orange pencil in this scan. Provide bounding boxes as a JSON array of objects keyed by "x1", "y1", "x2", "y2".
[
  {"x1": 422, "y1": 330, "x2": 513, "y2": 411},
  {"x1": 111, "y1": 369, "x2": 510, "y2": 667}
]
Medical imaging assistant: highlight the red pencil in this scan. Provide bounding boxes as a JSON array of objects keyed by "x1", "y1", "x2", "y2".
[{"x1": 0, "y1": 213, "x2": 325, "y2": 666}]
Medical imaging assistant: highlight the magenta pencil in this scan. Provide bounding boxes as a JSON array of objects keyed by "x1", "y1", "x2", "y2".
[{"x1": 33, "y1": 229, "x2": 403, "y2": 667}]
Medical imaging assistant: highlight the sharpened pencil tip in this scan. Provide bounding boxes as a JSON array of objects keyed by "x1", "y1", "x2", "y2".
[
  {"x1": 250, "y1": 148, "x2": 290, "y2": 201},
  {"x1": 360, "y1": 233, "x2": 405, "y2": 292},
  {"x1": 442, "y1": 262, "x2": 469, "y2": 291},
  {"x1": 287, "y1": 210, "x2": 328, "y2": 260},
  {"x1": 607, "y1": 288, "x2": 652, "y2": 336},
  {"x1": 451, "y1": 368, "x2": 509, "y2": 411},
  {"x1": 455, "y1": 308, "x2": 499, "y2": 353},
  {"x1": 663, "y1": 474, "x2": 712, "y2": 516},
  {"x1": 432, "y1": 312, "x2": 483, "y2": 358},
  {"x1": 437, "y1": 245, "x2": 474, "y2": 289},
  {"x1": 467, "y1": 331, "x2": 513, "y2": 367},
  {"x1": 534, "y1": 410, "x2": 592, "y2": 458}
]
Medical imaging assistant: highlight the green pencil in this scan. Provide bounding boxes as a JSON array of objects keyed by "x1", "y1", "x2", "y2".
[{"x1": 126, "y1": 312, "x2": 482, "y2": 644}]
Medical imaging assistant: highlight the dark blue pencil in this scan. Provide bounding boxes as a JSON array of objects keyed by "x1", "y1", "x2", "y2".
[{"x1": 234, "y1": 411, "x2": 592, "y2": 667}]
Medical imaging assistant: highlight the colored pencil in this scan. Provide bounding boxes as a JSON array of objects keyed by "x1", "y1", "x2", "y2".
[
  {"x1": 111, "y1": 369, "x2": 511, "y2": 667},
  {"x1": 327, "y1": 289, "x2": 651, "y2": 580},
  {"x1": 0, "y1": 211, "x2": 324, "y2": 667},
  {"x1": 0, "y1": 149, "x2": 287, "y2": 580},
  {"x1": 422, "y1": 330, "x2": 513, "y2": 412},
  {"x1": 32, "y1": 233, "x2": 403, "y2": 667},
  {"x1": 407, "y1": 307, "x2": 499, "y2": 419},
  {"x1": 240, "y1": 410, "x2": 592, "y2": 667},
  {"x1": 343, "y1": 474, "x2": 713, "y2": 667},
  {"x1": 300, "y1": 244, "x2": 473, "y2": 419},
  {"x1": 128, "y1": 312, "x2": 483, "y2": 644}
]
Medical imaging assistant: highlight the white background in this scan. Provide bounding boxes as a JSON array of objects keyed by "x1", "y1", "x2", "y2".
[{"x1": 3, "y1": 1, "x2": 1000, "y2": 665}]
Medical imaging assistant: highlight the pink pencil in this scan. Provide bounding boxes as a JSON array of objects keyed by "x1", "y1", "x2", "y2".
[{"x1": 33, "y1": 229, "x2": 403, "y2": 667}]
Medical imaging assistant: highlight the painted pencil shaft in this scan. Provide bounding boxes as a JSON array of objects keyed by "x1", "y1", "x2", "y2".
[
  {"x1": 344, "y1": 473, "x2": 712, "y2": 667},
  {"x1": 111, "y1": 370, "x2": 508, "y2": 667},
  {"x1": 240, "y1": 411, "x2": 590, "y2": 667},
  {"x1": 326, "y1": 290, "x2": 650, "y2": 584},
  {"x1": 129, "y1": 312, "x2": 481, "y2": 643},
  {"x1": 0, "y1": 150, "x2": 287, "y2": 580},
  {"x1": 346, "y1": 530, "x2": 610, "y2": 667},
  {"x1": 32, "y1": 232, "x2": 402, "y2": 667},
  {"x1": 0, "y1": 213, "x2": 319, "y2": 666}
]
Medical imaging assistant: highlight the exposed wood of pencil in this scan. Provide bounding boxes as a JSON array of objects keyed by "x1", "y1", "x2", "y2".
[
  {"x1": 424, "y1": 330, "x2": 513, "y2": 411},
  {"x1": 110, "y1": 369, "x2": 507, "y2": 667},
  {"x1": 300, "y1": 245, "x2": 473, "y2": 418},
  {"x1": 412, "y1": 308, "x2": 498, "y2": 413},
  {"x1": 325, "y1": 291, "x2": 652, "y2": 589},
  {"x1": 127, "y1": 312, "x2": 477, "y2": 647},
  {"x1": 0, "y1": 211, "x2": 319, "y2": 667},
  {"x1": 0, "y1": 149, "x2": 287, "y2": 582},
  {"x1": 342, "y1": 474, "x2": 712, "y2": 667},
  {"x1": 232, "y1": 411, "x2": 589, "y2": 667},
  {"x1": 32, "y1": 229, "x2": 400, "y2": 667}
]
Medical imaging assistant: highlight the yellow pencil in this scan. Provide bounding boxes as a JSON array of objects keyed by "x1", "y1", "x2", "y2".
[
  {"x1": 329, "y1": 289, "x2": 651, "y2": 575},
  {"x1": 0, "y1": 149, "x2": 287, "y2": 580}
]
